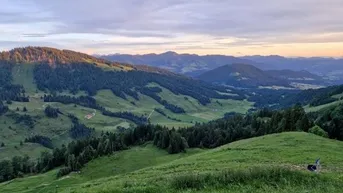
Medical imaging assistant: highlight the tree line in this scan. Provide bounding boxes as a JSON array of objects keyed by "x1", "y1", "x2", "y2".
[
  {"x1": 25, "y1": 135, "x2": 53, "y2": 149},
  {"x1": 0, "y1": 124, "x2": 185, "y2": 183},
  {"x1": 138, "y1": 87, "x2": 185, "y2": 114},
  {"x1": 248, "y1": 85, "x2": 343, "y2": 109},
  {"x1": 311, "y1": 104, "x2": 343, "y2": 140},
  {"x1": 44, "y1": 94, "x2": 148, "y2": 125},
  {"x1": 178, "y1": 105, "x2": 312, "y2": 149}
]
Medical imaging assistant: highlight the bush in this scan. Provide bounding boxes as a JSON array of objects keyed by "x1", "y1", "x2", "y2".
[
  {"x1": 309, "y1": 125, "x2": 328, "y2": 138},
  {"x1": 57, "y1": 167, "x2": 72, "y2": 178}
]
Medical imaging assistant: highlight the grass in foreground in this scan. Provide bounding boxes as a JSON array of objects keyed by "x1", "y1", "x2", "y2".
[{"x1": 1, "y1": 132, "x2": 342, "y2": 193}]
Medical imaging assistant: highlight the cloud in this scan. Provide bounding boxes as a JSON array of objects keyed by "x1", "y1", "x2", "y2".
[
  {"x1": 0, "y1": 40, "x2": 60, "y2": 49},
  {"x1": 22, "y1": 34, "x2": 48, "y2": 38},
  {"x1": 0, "y1": 0, "x2": 342, "y2": 56}
]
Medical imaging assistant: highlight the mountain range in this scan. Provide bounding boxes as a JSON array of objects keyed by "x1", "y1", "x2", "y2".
[{"x1": 100, "y1": 52, "x2": 343, "y2": 83}]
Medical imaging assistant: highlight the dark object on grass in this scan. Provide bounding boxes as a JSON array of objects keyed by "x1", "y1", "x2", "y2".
[
  {"x1": 307, "y1": 165, "x2": 317, "y2": 171},
  {"x1": 307, "y1": 158, "x2": 320, "y2": 172}
]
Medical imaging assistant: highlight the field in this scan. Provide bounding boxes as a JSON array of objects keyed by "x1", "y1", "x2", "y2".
[{"x1": 1, "y1": 132, "x2": 342, "y2": 193}]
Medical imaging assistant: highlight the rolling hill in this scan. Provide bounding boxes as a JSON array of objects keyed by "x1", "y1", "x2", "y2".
[
  {"x1": 197, "y1": 63, "x2": 325, "y2": 89},
  {"x1": 1, "y1": 132, "x2": 342, "y2": 193},
  {"x1": 0, "y1": 47, "x2": 134, "y2": 71},
  {"x1": 241, "y1": 55, "x2": 343, "y2": 84},
  {"x1": 0, "y1": 47, "x2": 252, "y2": 161},
  {"x1": 197, "y1": 63, "x2": 288, "y2": 88}
]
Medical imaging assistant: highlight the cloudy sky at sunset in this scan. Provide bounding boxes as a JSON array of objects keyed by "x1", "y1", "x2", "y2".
[{"x1": 0, "y1": 0, "x2": 342, "y2": 56}]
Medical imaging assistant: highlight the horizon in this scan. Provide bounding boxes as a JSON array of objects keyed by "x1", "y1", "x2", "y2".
[
  {"x1": 1, "y1": 0, "x2": 342, "y2": 57},
  {"x1": 1, "y1": 46, "x2": 342, "y2": 59}
]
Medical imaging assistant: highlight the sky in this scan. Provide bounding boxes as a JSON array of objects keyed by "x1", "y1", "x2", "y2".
[{"x1": 0, "y1": 0, "x2": 342, "y2": 57}]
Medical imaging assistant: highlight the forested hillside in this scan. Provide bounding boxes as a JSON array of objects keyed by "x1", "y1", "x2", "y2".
[
  {"x1": 0, "y1": 47, "x2": 131, "y2": 69},
  {"x1": 0, "y1": 47, "x2": 252, "y2": 166},
  {"x1": 197, "y1": 63, "x2": 288, "y2": 87},
  {"x1": 33, "y1": 63, "x2": 243, "y2": 105}
]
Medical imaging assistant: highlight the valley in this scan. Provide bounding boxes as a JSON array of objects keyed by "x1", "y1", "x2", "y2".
[
  {"x1": 1, "y1": 1, "x2": 342, "y2": 192},
  {"x1": 1, "y1": 47, "x2": 343, "y2": 193}
]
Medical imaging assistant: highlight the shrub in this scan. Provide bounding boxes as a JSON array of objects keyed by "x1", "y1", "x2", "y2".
[
  {"x1": 57, "y1": 167, "x2": 72, "y2": 178},
  {"x1": 309, "y1": 125, "x2": 328, "y2": 138}
]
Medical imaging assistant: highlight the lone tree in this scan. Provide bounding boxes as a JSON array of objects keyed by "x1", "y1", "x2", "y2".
[
  {"x1": 23, "y1": 107, "x2": 27, "y2": 112},
  {"x1": 44, "y1": 106, "x2": 59, "y2": 118}
]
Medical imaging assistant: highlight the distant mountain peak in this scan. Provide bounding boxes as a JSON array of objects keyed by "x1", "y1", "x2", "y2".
[{"x1": 161, "y1": 51, "x2": 178, "y2": 56}]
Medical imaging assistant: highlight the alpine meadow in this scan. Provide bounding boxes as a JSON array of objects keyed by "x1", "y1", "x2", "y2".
[{"x1": 1, "y1": 1, "x2": 343, "y2": 193}]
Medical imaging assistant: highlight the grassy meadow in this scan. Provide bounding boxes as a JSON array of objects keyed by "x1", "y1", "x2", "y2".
[{"x1": 1, "y1": 132, "x2": 342, "y2": 193}]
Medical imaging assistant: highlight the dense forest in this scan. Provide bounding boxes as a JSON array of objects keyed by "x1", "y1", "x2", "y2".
[
  {"x1": 311, "y1": 104, "x2": 343, "y2": 140},
  {"x1": 25, "y1": 135, "x2": 53, "y2": 149},
  {"x1": 248, "y1": 85, "x2": 343, "y2": 109},
  {"x1": 179, "y1": 106, "x2": 312, "y2": 148}
]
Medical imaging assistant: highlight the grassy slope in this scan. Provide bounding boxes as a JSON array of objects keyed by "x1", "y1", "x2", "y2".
[
  {"x1": 1, "y1": 132, "x2": 342, "y2": 193},
  {"x1": 1, "y1": 64, "x2": 252, "y2": 159},
  {"x1": 147, "y1": 82, "x2": 252, "y2": 127},
  {"x1": 0, "y1": 143, "x2": 50, "y2": 161},
  {"x1": 12, "y1": 64, "x2": 37, "y2": 94},
  {"x1": 10, "y1": 64, "x2": 252, "y2": 130},
  {"x1": 0, "y1": 144, "x2": 202, "y2": 193},
  {"x1": 304, "y1": 92, "x2": 343, "y2": 113}
]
